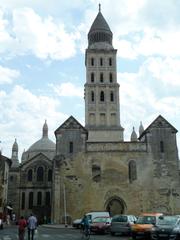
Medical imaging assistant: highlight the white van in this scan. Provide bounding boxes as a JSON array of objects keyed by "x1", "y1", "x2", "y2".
[{"x1": 86, "y1": 211, "x2": 110, "y2": 223}]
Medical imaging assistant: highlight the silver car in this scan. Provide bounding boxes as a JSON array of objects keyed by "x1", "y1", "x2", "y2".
[{"x1": 110, "y1": 214, "x2": 136, "y2": 236}]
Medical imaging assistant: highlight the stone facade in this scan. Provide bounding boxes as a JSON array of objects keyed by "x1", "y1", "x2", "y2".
[{"x1": 0, "y1": 153, "x2": 11, "y2": 217}]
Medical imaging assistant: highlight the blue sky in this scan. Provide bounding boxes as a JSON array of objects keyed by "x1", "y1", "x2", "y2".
[{"x1": 0, "y1": 0, "x2": 180, "y2": 160}]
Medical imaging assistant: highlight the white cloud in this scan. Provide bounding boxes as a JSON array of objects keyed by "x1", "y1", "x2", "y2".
[
  {"x1": 0, "y1": 7, "x2": 80, "y2": 60},
  {"x1": 0, "y1": 65, "x2": 20, "y2": 84},
  {"x1": 49, "y1": 82, "x2": 83, "y2": 97},
  {"x1": 0, "y1": 85, "x2": 68, "y2": 158},
  {"x1": 118, "y1": 57, "x2": 180, "y2": 144}
]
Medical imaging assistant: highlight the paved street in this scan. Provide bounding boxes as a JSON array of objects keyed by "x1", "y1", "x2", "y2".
[{"x1": 0, "y1": 225, "x2": 132, "y2": 240}]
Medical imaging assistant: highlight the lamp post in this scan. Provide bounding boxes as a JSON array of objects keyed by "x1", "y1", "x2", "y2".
[{"x1": 63, "y1": 182, "x2": 68, "y2": 227}]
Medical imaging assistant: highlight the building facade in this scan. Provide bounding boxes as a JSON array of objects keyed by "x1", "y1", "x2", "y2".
[
  {"x1": 8, "y1": 8, "x2": 180, "y2": 224},
  {"x1": 51, "y1": 8, "x2": 180, "y2": 224},
  {"x1": 0, "y1": 152, "x2": 12, "y2": 220}
]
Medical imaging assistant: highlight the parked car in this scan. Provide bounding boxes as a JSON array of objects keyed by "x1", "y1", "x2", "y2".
[
  {"x1": 0, "y1": 218, "x2": 3, "y2": 229},
  {"x1": 151, "y1": 215, "x2": 180, "y2": 240},
  {"x1": 72, "y1": 218, "x2": 82, "y2": 228},
  {"x1": 86, "y1": 211, "x2": 110, "y2": 223},
  {"x1": 90, "y1": 216, "x2": 111, "y2": 234},
  {"x1": 110, "y1": 214, "x2": 137, "y2": 236},
  {"x1": 131, "y1": 213, "x2": 163, "y2": 239}
]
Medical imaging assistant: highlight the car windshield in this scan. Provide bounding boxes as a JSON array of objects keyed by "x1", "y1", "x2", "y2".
[
  {"x1": 136, "y1": 216, "x2": 156, "y2": 224},
  {"x1": 112, "y1": 215, "x2": 127, "y2": 222},
  {"x1": 92, "y1": 217, "x2": 109, "y2": 223},
  {"x1": 157, "y1": 216, "x2": 178, "y2": 226}
]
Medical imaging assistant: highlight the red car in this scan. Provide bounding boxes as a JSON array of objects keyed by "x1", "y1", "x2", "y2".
[{"x1": 90, "y1": 216, "x2": 111, "y2": 234}]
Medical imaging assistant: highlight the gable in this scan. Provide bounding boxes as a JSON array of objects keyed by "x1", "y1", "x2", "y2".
[
  {"x1": 139, "y1": 115, "x2": 178, "y2": 139},
  {"x1": 20, "y1": 152, "x2": 52, "y2": 169},
  {"x1": 55, "y1": 115, "x2": 87, "y2": 135}
]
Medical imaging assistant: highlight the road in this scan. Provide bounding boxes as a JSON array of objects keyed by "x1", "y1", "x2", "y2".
[{"x1": 0, "y1": 225, "x2": 132, "y2": 240}]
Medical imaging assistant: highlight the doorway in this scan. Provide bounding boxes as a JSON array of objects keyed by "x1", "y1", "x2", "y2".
[{"x1": 106, "y1": 197, "x2": 126, "y2": 217}]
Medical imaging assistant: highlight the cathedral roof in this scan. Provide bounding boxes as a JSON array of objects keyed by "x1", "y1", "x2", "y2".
[
  {"x1": 88, "y1": 5, "x2": 113, "y2": 48},
  {"x1": 88, "y1": 11, "x2": 112, "y2": 35},
  {"x1": 139, "y1": 115, "x2": 178, "y2": 139},
  {"x1": 55, "y1": 116, "x2": 87, "y2": 135}
]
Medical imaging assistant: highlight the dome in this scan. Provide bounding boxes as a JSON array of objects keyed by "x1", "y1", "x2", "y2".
[
  {"x1": 21, "y1": 121, "x2": 55, "y2": 162},
  {"x1": 28, "y1": 137, "x2": 55, "y2": 152}
]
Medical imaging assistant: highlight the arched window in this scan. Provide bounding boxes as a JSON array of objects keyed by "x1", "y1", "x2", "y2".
[
  {"x1": 109, "y1": 73, "x2": 113, "y2": 82},
  {"x1": 21, "y1": 192, "x2": 25, "y2": 210},
  {"x1": 110, "y1": 91, "x2": 114, "y2": 102},
  {"x1": 91, "y1": 91, "x2": 95, "y2": 102},
  {"x1": 45, "y1": 192, "x2": 51, "y2": 206},
  {"x1": 100, "y1": 73, "x2": 104, "y2": 82},
  {"x1": 29, "y1": 192, "x2": 33, "y2": 209},
  {"x1": 37, "y1": 167, "x2": 44, "y2": 182},
  {"x1": 100, "y1": 57, "x2": 103, "y2": 66},
  {"x1": 37, "y1": 192, "x2": 42, "y2": 205},
  {"x1": 100, "y1": 91, "x2": 105, "y2": 101},
  {"x1": 28, "y1": 169, "x2": 32, "y2": 181},
  {"x1": 48, "y1": 169, "x2": 52, "y2": 182},
  {"x1": 69, "y1": 141, "x2": 73, "y2": 153},
  {"x1": 91, "y1": 73, "x2": 94, "y2": 82},
  {"x1": 91, "y1": 58, "x2": 94, "y2": 66},
  {"x1": 109, "y1": 58, "x2": 112, "y2": 66},
  {"x1": 129, "y1": 160, "x2": 137, "y2": 183},
  {"x1": 160, "y1": 141, "x2": 164, "y2": 153}
]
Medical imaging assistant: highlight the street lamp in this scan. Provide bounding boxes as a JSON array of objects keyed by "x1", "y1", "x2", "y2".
[{"x1": 63, "y1": 182, "x2": 68, "y2": 227}]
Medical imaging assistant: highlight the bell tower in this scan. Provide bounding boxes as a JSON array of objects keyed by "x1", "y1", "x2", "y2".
[{"x1": 85, "y1": 5, "x2": 124, "y2": 141}]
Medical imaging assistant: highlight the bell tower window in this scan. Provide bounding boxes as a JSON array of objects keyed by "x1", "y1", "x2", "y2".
[
  {"x1": 100, "y1": 57, "x2": 103, "y2": 66},
  {"x1": 109, "y1": 73, "x2": 113, "y2": 82},
  {"x1": 91, "y1": 57, "x2": 94, "y2": 66},
  {"x1": 100, "y1": 91, "x2": 105, "y2": 102},
  {"x1": 110, "y1": 91, "x2": 114, "y2": 102},
  {"x1": 100, "y1": 73, "x2": 104, "y2": 82},
  {"x1": 91, "y1": 91, "x2": 95, "y2": 102},
  {"x1": 91, "y1": 73, "x2": 94, "y2": 82},
  {"x1": 109, "y1": 58, "x2": 112, "y2": 66}
]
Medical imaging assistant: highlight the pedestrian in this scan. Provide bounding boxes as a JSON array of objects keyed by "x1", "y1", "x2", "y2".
[
  {"x1": 12, "y1": 212, "x2": 16, "y2": 222},
  {"x1": 27, "y1": 213, "x2": 37, "y2": 240},
  {"x1": 6, "y1": 214, "x2": 10, "y2": 225},
  {"x1": 18, "y1": 216, "x2": 27, "y2": 240}
]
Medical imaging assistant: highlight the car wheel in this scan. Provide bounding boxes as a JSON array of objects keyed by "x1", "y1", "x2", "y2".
[{"x1": 111, "y1": 232, "x2": 115, "y2": 236}]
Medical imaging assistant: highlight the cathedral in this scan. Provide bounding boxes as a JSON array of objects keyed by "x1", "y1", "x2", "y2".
[{"x1": 8, "y1": 7, "x2": 180, "y2": 224}]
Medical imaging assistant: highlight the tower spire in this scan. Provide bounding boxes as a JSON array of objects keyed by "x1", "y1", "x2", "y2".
[
  {"x1": 99, "y1": 3, "x2": 101, "y2": 12},
  {"x1": 43, "y1": 120, "x2": 48, "y2": 138}
]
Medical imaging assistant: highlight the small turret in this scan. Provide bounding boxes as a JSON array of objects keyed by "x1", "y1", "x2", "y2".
[
  {"x1": 11, "y1": 138, "x2": 19, "y2": 167},
  {"x1": 139, "y1": 121, "x2": 144, "y2": 137},
  {"x1": 131, "y1": 127, "x2": 138, "y2": 142},
  {"x1": 43, "y1": 120, "x2": 48, "y2": 138}
]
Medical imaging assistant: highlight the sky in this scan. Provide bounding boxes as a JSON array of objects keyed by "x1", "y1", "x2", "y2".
[{"x1": 0, "y1": 0, "x2": 180, "y2": 161}]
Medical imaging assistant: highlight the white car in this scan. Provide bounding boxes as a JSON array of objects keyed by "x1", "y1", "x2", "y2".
[{"x1": 72, "y1": 218, "x2": 82, "y2": 228}]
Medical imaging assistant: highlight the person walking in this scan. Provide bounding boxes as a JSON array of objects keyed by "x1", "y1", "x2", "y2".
[
  {"x1": 27, "y1": 214, "x2": 37, "y2": 240},
  {"x1": 18, "y1": 216, "x2": 27, "y2": 240}
]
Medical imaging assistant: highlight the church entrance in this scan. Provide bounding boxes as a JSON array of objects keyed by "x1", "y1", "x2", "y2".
[{"x1": 105, "y1": 197, "x2": 126, "y2": 217}]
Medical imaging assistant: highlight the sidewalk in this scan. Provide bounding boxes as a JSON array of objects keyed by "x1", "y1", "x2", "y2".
[{"x1": 41, "y1": 224, "x2": 74, "y2": 229}]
